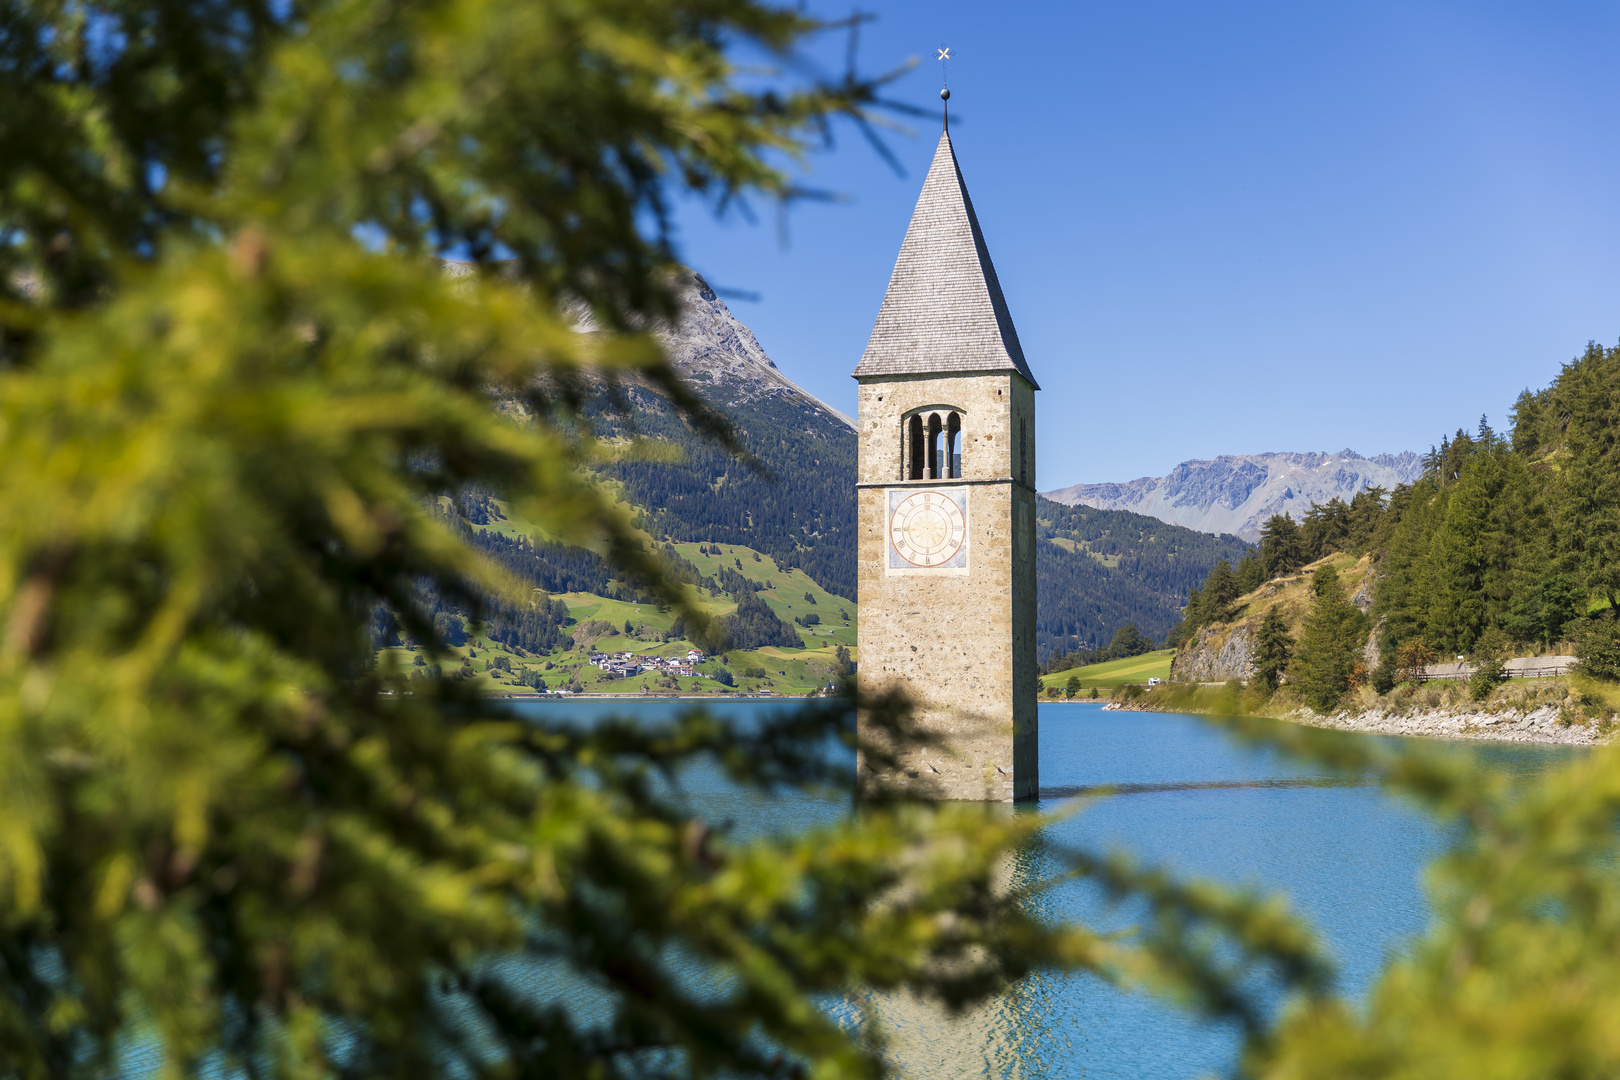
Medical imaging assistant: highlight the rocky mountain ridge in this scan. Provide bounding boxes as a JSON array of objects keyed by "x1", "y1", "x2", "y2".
[
  {"x1": 1043, "y1": 449, "x2": 1425, "y2": 542},
  {"x1": 655, "y1": 272, "x2": 855, "y2": 429}
]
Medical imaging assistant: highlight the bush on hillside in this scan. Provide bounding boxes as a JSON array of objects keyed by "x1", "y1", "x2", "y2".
[
  {"x1": 1576, "y1": 612, "x2": 1620, "y2": 682},
  {"x1": 1397, "y1": 637, "x2": 1438, "y2": 685},
  {"x1": 1469, "y1": 658, "x2": 1508, "y2": 701}
]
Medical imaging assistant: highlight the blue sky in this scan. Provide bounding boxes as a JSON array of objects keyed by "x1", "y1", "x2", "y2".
[{"x1": 669, "y1": 0, "x2": 1620, "y2": 488}]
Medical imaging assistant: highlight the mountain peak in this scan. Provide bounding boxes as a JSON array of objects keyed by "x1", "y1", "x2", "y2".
[{"x1": 660, "y1": 271, "x2": 854, "y2": 429}]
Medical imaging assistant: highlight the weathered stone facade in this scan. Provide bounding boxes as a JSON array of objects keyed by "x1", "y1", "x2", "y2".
[{"x1": 853, "y1": 131, "x2": 1038, "y2": 802}]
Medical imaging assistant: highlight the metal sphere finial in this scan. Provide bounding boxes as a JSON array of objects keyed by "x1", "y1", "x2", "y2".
[{"x1": 940, "y1": 87, "x2": 950, "y2": 101}]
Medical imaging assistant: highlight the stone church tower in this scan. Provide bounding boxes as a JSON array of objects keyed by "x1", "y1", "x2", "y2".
[{"x1": 853, "y1": 129, "x2": 1039, "y2": 802}]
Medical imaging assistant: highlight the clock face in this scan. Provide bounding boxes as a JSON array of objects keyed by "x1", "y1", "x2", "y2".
[{"x1": 889, "y1": 490, "x2": 968, "y2": 568}]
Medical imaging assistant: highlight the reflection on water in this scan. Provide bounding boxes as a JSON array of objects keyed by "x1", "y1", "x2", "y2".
[{"x1": 831, "y1": 836, "x2": 1084, "y2": 1080}]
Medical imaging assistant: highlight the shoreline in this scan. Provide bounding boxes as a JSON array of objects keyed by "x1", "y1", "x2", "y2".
[
  {"x1": 490, "y1": 692, "x2": 1611, "y2": 745},
  {"x1": 1105, "y1": 698, "x2": 1610, "y2": 746},
  {"x1": 1288, "y1": 704, "x2": 1606, "y2": 745}
]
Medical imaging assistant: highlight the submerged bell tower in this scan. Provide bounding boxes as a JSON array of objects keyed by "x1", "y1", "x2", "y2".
[{"x1": 853, "y1": 120, "x2": 1040, "y2": 802}]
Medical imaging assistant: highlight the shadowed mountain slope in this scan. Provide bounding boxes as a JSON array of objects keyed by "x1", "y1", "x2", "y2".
[{"x1": 582, "y1": 272, "x2": 860, "y2": 599}]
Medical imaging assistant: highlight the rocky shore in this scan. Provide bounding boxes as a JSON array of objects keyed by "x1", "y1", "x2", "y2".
[
  {"x1": 1286, "y1": 704, "x2": 1606, "y2": 746},
  {"x1": 1106, "y1": 698, "x2": 1610, "y2": 746}
]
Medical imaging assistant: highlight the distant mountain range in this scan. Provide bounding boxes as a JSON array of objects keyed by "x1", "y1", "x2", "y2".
[{"x1": 1042, "y1": 450, "x2": 1426, "y2": 543}]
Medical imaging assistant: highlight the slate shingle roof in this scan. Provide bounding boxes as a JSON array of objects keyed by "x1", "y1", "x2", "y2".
[{"x1": 852, "y1": 131, "x2": 1038, "y2": 389}]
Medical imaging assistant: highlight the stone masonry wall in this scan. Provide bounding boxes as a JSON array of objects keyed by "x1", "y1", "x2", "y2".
[{"x1": 855, "y1": 371, "x2": 1037, "y2": 801}]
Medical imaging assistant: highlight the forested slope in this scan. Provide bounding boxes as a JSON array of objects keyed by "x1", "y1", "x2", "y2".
[
  {"x1": 1037, "y1": 500, "x2": 1252, "y2": 660},
  {"x1": 1170, "y1": 339, "x2": 1620, "y2": 705},
  {"x1": 585, "y1": 382, "x2": 858, "y2": 601}
]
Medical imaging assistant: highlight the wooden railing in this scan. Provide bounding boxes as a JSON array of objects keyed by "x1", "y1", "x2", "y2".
[{"x1": 1415, "y1": 657, "x2": 1576, "y2": 682}]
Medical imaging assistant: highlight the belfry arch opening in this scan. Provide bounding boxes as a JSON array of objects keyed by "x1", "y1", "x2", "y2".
[{"x1": 903, "y1": 408, "x2": 964, "y2": 480}]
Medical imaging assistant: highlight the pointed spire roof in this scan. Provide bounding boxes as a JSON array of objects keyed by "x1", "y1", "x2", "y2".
[{"x1": 853, "y1": 131, "x2": 1038, "y2": 388}]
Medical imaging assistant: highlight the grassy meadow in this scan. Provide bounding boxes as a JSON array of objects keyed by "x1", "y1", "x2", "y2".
[
  {"x1": 379, "y1": 504, "x2": 858, "y2": 696},
  {"x1": 1041, "y1": 649, "x2": 1175, "y2": 691}
]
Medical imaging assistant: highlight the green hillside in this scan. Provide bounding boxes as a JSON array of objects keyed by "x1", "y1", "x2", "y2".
[
  {"x1": 586, "y1": 380, "x2": 859, "y2": 600},
  {"x1": 381, "y1": 489, "x2": 859, "y2": 697},
  {"x1": 1040, "y1": 650, "x2": 1175, "y2": 691}
]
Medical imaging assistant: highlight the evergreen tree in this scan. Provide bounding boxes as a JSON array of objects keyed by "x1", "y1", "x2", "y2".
[
  {"x1": 1425, "y1": 428, "x2": 1480, "y2": 485},
  {"x1": 1259, "y1": 514, "x2": 1305, "y2": 580},
  {"x1": 1206, "y1": 559, "x2": 1239, "y2": 609},
  {"x1": 1510, "y1": 387, "x2": 1548, "y2": 456},
  {"x1": 1107, "y1": 624, "x2": 1153, "y2": 658},
  {"x1": 1311, "y1": 564, "x2": 1343, "y2": 599},
  {"x1": 1065, "y1": 674, "x2": 1081, "y2": 699},
  {"x1": 1235, "y1": 552, "x2": 1265, "y2": 595},
  {"x1": 1555, "y1": 342, "x2": 1620, "y2": 612},
  {"x1": 1424, "y1": 446, "x2": 1507, "y2": 653},
  {"x1": 1252, "y1": 606, "x2": 1293, "y2": 692},
  {"x1": 1292, "y1": 567, "x2": 1370, "y2": 711},
  {"x1": 6, "y1": 3, "x2": 1252, "y2": 1073},
  {"x1": 1301, "y1": 498, "x2": 1352, "y2": 560},
  {"x1": 1180, "y1": 584, "x2": 1207, "y2": 643},
  {"x1": 1371, "y1": 477, "x2": 1449, "y2": 657},
  {"x1": 719, "y1": 591, "x2": 802, "y2": 650},
  {"x1": 1503, "y1": 572, "x2": 1581, "y2": 648},
  {"x1": 1344, "y1": 486, "x2": 1388, "y2": 552}
]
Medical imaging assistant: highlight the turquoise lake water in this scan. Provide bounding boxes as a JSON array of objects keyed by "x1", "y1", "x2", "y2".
[{"x1": 506, "y1": 699, "x2": 1580, "y2": 1080}]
